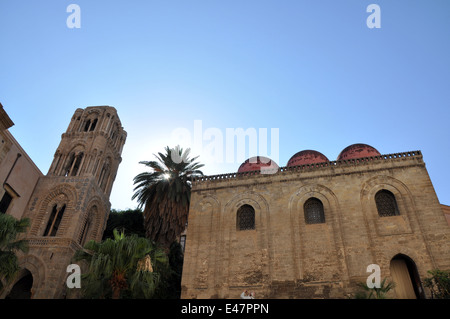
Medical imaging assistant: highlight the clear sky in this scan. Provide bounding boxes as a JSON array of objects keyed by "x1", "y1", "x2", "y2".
[{"x1": 1, "y1": 0, "x2": 449, "y2": 210}]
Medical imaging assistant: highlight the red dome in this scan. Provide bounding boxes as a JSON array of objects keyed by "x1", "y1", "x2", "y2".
[
  {"x1": 237, "y1": 156, "x2": 279, "y2": 173},
  {"x1": 287, "y1": 150, "x2": 329, "y2": 167},
  {"x1": 337, "y1": 144, "x2": 381, "y2": 161}
]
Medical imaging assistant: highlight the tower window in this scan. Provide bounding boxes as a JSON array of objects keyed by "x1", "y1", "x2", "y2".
[
  {"x1": 70, "y1": 153, "x2": 83, "y2": 176},
  {"x1": 63, "y1": 153, "x2": 75, "y2": 176},
  {"x1": 304, "y1": 197, "x2": 325, "y2": 224},
  {"x1": 43, "y1": 204, "x2": 66, "y2": 236},
  {"x1": 89, "y1": 119, "x2": 98, "y2": 132},
  {"x1": 83, "y1": 120, "x2": 91, "y2": 132},
  {"x1": 98, "y1": 160, "x2": 111, "y2": 192},
  {"x1": 79, "y1": 217, "x2": 91, "y2": 246},
  {"x1": 236, "y1": 204, "x2": 255, "y2": 231},
  {"x1": 375, "y1": 190, "x2": 400, "y2": 217}
]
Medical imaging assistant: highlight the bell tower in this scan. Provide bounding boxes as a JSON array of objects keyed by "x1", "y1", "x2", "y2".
[{"x1": 20, "y1": 106, "x2": 126, "y2": 298}]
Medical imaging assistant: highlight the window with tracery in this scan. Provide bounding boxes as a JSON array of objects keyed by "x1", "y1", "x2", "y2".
[
  {"x1": 304, "y1": 197, "x2": 325, "y2": 224},
  {"x1": 43, "y1": 204, "x2": 66, "y2": 236},
  {"x1": 237, "y1": 204, "x2": 255, "y2": 231},
  {"x1": 375, "y1": 190, "x2": 399, "y2": 217}
]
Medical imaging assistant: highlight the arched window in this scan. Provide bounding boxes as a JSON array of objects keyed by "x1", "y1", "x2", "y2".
[
  {"x1": 89, "y1": 118, "x2": 98, "y2": 131},
  {"x1": 83, "y1": 119, "x2": 91, "y2": 132},
  {"x1": 63, "y1": 153, "x2": 76, "y2": 176},
  {"x1": 79, "y1": 217, "x2": 91, "y2": 246},
  {"x1": 375, "y1": 190, "x2": 399, "y2": 217},
  {"x1": 304, "y1": 197, "x2": 325, "y2": 224},
  {"x1": 71, "y1": 152, "x2": 83, "y2": 176},
  {"x1": 236, "y1": 204, "x2": 255, "y2": 231},
  {"x1": 43, "y1": 204, "x2": 66, "y2": 236},
  {"x1": 98, "y1": 160, "x2": 111, "y2": 192},
  {"x1": 63, "y1": 152, "x2": 84, "y2": 176}
]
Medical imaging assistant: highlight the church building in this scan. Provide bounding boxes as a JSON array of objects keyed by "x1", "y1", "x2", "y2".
[{"x1": 181, "y1": 145, "x2": 450, "y2": 299}]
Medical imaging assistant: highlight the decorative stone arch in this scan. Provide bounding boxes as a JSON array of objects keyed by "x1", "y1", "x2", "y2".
[
  {"x1": 0, "y1": 254, "x2": 46, "y2": 299},
  {"x1": 66, "y1": 144, "x2": 86, "y2": 176},
  {"x1": 288, "y1": 184, "x2": 348, "y2": 282},
  {"x1": 82, "y1": 109, "x2": 101, "y2": 132},
  {"x1": 77, "y1": 197, "x2": 106, "y2": 244},
  {"x1": 190, "y1": 194, "x2": 221, "y2": 226},
  {"x1": 224, "y1": 191, "x2": 270, "y2": 230},
  {"x1": 30, "y1": 184, "x2": 77, "y2": 237},
  {"x1": 360, "y1": 175, "x2": 415, "y2": 237},
  {"x1": 387, "y1": 252, "x2": 426, "y2": 299},
  {"x1": 361, "y1": 175, "x2": 413, "y2": 215},
  {"x1": 97, "y1": 156, "x2": 112, "y2": 190},
  {"x1": 222, "y1": 191, "x2": 273, "y2": 291},
  {"x1": 288, "y1": 183, "x2": 341, "y2": 228}
]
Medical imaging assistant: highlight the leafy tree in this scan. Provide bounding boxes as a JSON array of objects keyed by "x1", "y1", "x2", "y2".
[
  {"x1": 102, "y1": 208, "x2": 145, "y2": 240},
  {"x1": 73, "y1": 229, "x2": 168, "y2": 299},
  {"x1": 132, "y1": 145, "x2": 203, "y2": 249},
  {"x1": 0, "y1": 214, "x2": 30, "y2": 291},
  {"x1": 154, "y1": 241, "x2": 185, "y2": 299},
  {"x1": 423, "y1": 269, "x2": 450, "y2": 299}
]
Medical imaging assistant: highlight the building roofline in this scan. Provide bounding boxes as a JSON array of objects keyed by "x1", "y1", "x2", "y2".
[
  {"x1": 0, "y1": 102, "x2": 15, "y2": 130},
  {"x1": 192, "y1": 150, "x2": 423, "y2": 185}
]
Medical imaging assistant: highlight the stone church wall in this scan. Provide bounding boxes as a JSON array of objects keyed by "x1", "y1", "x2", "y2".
[{"x1": 181, "y1": 151, "x2": 450, "y2": 299}]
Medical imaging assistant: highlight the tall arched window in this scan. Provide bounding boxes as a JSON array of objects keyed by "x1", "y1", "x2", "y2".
[
  {"x1": 71, "y1": 152, "x2": 83, "y2": 176},
  {"x1": 375, "y1": 190, "x2": 399, "y2": 217},
  {"x1": 79, "y1": 210, "x2": 94, "y2": 246},
  {"x1": 43, "y1": 204, "x2": 66, "y2": 236},
  {"x1": 83, "y1": 119, "x2": 91, "y2": 132},
  {"x1": 304, "y1": 197, "x2": 325, "y2": 224},
  {"x1": 63, "y1": 153, "x2": 76, "y2": 176},
  {"x1": 236, "y1": 204, "x2": 255, "y2": 231},
  {"x1": 89, "y1": 118, "x2": 98, "y2": 131},
  {"x1": 98, "y1": 160, "x2": 111, "y2": 192}
]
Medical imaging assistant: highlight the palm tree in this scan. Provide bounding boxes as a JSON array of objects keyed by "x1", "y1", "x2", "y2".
[
  {"x1": 73, "y1": 229, "x2": 168, "y2": 299},
  {"x1": 132, "y1": 145, "x2": 204, "y2": 249},
  {"x1": 354, "y1": 278, "x2": 396, "y2": 299},
  {"x1": 0, "y1": 214, "x2": 30, "y2": 291}
]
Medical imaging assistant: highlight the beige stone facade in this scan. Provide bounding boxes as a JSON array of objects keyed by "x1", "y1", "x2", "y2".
[
  {"x1": 443, "y1": 205, "x2": 450, "y2": 227},
  {"x1": 181, "y1": 150, "x2": 450, "y2": 299},
  {"x1": 0, "y1": 105, "x2": 126, "y2": 299},
  {"x1": 0, "y1": 103, "x2": 43, "y2": 220}
]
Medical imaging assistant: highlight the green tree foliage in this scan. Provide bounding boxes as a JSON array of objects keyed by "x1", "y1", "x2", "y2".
[
  {"x1": 102, "y1": 208, "x2": 145, "y2": 240},
  {"x1": 132, "y1": 145, "x2": 203, "y2": 249},
  {"x1": 0, "y1": 214, "x2": 30, "y2": 291},
  {"x1": 155, "y1": 241, "x2": 185, "y2": 299},
  {"x1": 73, "y1": 229, "x2": 168, "y2": 299},
  {"x1": 424, "y1": 269, "x2": 450, "y2": 299}
]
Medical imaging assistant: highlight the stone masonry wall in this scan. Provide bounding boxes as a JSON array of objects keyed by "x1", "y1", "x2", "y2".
[{"x1": 181, "y1": 152, "x2": 450, "y2": 299}]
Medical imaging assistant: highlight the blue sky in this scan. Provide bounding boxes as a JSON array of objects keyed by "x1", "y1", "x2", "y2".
[{"x1": 1, "y1": 0, "x2": 449, "y2": 210}]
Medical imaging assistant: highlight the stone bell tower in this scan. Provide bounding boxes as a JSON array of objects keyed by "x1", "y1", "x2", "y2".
[{"x1": 19, "y1": 106, "x2": 126, "y2": 298}]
